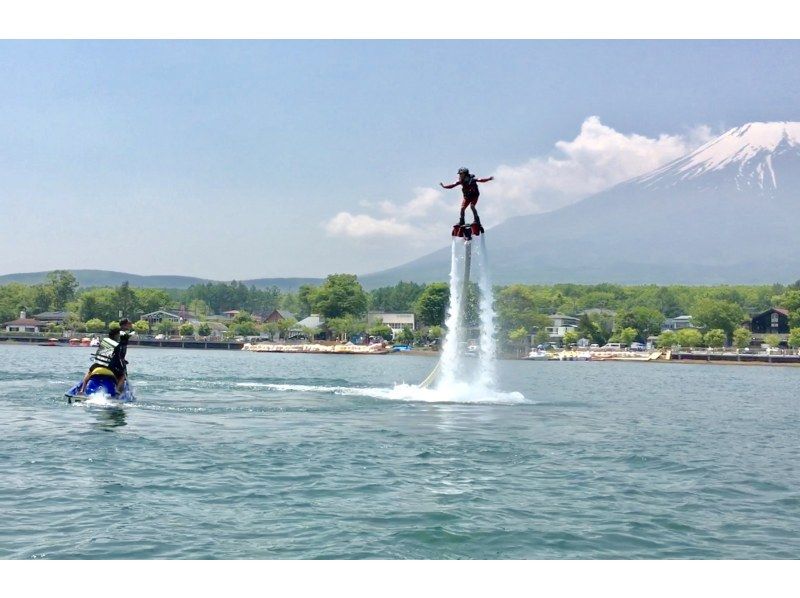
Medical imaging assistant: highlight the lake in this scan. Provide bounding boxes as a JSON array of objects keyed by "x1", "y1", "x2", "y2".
[{"x1": 1, "y1": 344, "x2": 798, "y2": 559}]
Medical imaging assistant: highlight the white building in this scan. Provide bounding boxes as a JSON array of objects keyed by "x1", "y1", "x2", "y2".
[
  {"x1": 662, "y1": 315, "x2": 694, "y2": 331},
  {"x1": 3, "y1": 311, "x2": 46, "y2": 333},
  {"x1": 367, "y1": 312, "x2": 415, "y2": 338},
  {"x1": 546, "y1": 313, "x2": 580, "y2": 341}
]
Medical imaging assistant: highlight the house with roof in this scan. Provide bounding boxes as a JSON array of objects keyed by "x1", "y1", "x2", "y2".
[
  {"x1": 287, "y1": 314, "x2": 325, "y2": 340},
  {"x1": 264, "y1": 309, "x2": 295, "y2": 323},
  {"x1": 141, "y1": 310, "x2": 184, "y2": 326},
  {"x1": 367, "y1": 312, "x2": 415, "y2": 338},
  {"x1": 746, "y1": 308, "x2": 790, "y2": 345},
  {"x1": 34, "y1": 311, "x2": 70, "y2": 325},
  {"x1": 3, "y1": 311, "x2": 47, "y2": 333},
  {"x1": 661, "y1": 315, "x2": 695, "y2": 331},
  {"x1": 546, "y1": 313, "x2": 579, "y2": 343}
]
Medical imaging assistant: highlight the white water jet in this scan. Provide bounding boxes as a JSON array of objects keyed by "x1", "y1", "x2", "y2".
[
  {"x1": 474, "y1": 235, "x2": 498, "y2": 388},
  {"x1": 437, "y1": 239, "x2": 465, "y2": 388}
]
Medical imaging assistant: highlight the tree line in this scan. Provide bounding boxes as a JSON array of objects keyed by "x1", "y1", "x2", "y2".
[{"x1": 3, "y1": 271, "x2": 800, "y2": 347}]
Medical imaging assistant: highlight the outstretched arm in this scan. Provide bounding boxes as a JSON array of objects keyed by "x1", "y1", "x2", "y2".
[
  {"x1": 476, "y1": 176, "x2": 494, "y2": 183},
  {"x1": 440, "y1": 181, "x2": 460, "y2": 189}
]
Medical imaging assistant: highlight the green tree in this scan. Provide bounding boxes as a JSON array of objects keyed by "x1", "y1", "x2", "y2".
[
  {"x1": 495, "y1": 284, "x2": 550, "y2": 335},
  {"x1": 368, "y1": 323, "x2": 394, "y2": 341},
  {"x1": 675, "y1": 328, "x2": 704, "y2": 348},
  {"x1": 562, "y1": 330, "x2": 579, "y2": 346},
  {"x1": 788, "y1": 328, "x2": 800, "y2": 349},
  {"x1": 0, "y1": 283, "x2": 30, "y2": 323},
  {"x1": 197, "y1": 322, "x2": 212, "y2": 337},
  {"x1": 656, "y1": 330, "x2": 677, "y2": 348},
  {"x1": 133, "y1": 319, "x2": 150, "y2": 335},
  {"x1": 415, "y1": 283, "x2": 450, "y2": 326},
  {"x1": 157, "y1": 320, "x2": 177, "y2": 336},
  {"x1": 27, "y1": 284, "x2": 53, "y2": 314},
  {"x1": 577, "y1": 313, "x2": 611, "y2": 345},
  {"x1": 615, "y1": 307, "x2": 664, "y2": 342},
  {"x1": 732, "y1": 328, "x2": 751, "y2": 349},
  {"x1": 85, "y1": 318, "x2": 106, "y2": 333},
  {"x1": 136, "y1": 288, "x2": 172, "y2": 315},
  {"x1": 326, "y1": 315, "x2": 363, "y2": 341},
  {"x1": 704, "y1": 328, "x2": 726, "y2": 348},
  {"x1": 508, "y1": 326, "x2": 529, "y2": 353},
  {"x1": 115, "y1": 281, "x2": 137, "y2": 319},
  {"x1": 228, "y1": 311, "x2": 258, "y2": 336},
  {"x1": 427, "y1": 325, "x2": 443, "y2": 342},
  {"x1": 179, "y1": 322, "x2": 195, "y2": 337},
  {"x1": 764, "y1": 334, "x2": 781, "y2": 348},
  {"x1": 276, "y1": 317, "x2": 296, "y2": 341},
  {"x1": 534, "y1": 329, "x2": 550, "y2": 347},
  {"x1": 369, "y1": 281, "x2": 426, "y2": 312},
  {"x1": 45, "y1": 270, "x2": 79, "y2": 309},
  {"x1": 309, "y1": 274, "x2": 367, "y2": 319},
  {"x1": 397, "y1": 326, "x2": 415, "y2": 345},
  {"x1": 691, "y1": 298, "x2": 745, "y2": 339},
  {"x1": 617, "y1": 327, "x2": 638, "y2": 346},
  {"x1": 187, "y1": 298, "x2": 211, "y2": 318}
]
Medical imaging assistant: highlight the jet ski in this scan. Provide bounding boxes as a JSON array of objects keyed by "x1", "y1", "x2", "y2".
[{"x1": 65, "y1": 367, "x2": 135, "y2": 404}]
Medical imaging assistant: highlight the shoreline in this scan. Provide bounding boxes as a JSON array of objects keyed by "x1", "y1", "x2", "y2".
[{"x1": 2, "y1": 335, "x2": 798, "y2": 366}]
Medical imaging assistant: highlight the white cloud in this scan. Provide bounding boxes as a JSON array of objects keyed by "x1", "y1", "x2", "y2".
[
  {"x1": 325, "y1": 187, "x2": 452, "y2": 243},
  {"x1": 484, "y1": 116, "x2": 714, "y2": 221},
  {"x1": 324, "y1": 116, "x2": 714, "y2": 243},
  {"x1": 326, "y1": 211, "x2": 417, "y2": 238}
]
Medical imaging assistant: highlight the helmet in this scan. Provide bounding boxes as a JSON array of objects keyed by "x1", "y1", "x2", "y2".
[{"x1": 457, "y1": 167, "x2": 469, "y2": 175}]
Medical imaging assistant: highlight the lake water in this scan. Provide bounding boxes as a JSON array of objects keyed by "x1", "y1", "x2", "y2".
[{"x1": 1, "y1": 344, "x2": 799, "y2": 559}]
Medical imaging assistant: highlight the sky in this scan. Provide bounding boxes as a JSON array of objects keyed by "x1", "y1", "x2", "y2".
[{"x1": 2, "y1": 40, "x2": 800, "y2": 280}]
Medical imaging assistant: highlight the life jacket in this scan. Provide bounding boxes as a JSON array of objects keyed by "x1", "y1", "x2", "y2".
[
  {"x1": 461, "y1": 176, "x2": 480, "y2": 200},
  {"x1": 92, "y1": 337, "x2": 119, "y2": 368}
]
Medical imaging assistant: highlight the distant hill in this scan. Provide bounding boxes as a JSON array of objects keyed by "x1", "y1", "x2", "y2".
[
  {"x1": 361, "y1": 121, "x2": 800, "y2": 287},
  {"x1": 0, "y1": 270, "x2": 323, "y2": 292}
]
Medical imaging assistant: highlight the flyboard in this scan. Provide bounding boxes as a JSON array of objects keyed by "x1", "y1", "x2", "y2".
[{"x1": 419, "y1": 222, "x2": 483, "y2": 389}]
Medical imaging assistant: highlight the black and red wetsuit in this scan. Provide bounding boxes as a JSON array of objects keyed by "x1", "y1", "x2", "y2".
[{"x1": 460, "y1": 176, "x2": 480, "y2": 208}]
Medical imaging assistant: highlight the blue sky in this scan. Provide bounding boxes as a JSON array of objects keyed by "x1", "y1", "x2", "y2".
[{"x1": 2, "y1": 40, "x2": 799, "y2": 279}]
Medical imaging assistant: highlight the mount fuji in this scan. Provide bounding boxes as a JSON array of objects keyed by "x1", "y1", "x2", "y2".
[{"x1": 362, "y1": 122, "x2": 800, "y2": 287}]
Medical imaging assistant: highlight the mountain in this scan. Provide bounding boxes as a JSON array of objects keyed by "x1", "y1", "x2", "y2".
[
  {"x1": 361, "y1": 122, "x2": 800, "y2": 287},
  {"x1": 0, "y1": 270, "x2": 323, "y2": 292}
]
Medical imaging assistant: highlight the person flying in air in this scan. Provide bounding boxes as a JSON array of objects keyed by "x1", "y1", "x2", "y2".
[{"x1": 440, "y1": 167, "x2": 494, "y2": 230}]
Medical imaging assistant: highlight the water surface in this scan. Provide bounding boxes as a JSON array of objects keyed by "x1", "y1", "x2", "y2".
[{"x1": 1, "y1": 344, "x2": 798, "y2": 559}]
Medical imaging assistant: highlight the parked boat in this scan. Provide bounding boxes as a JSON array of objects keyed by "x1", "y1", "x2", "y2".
[{"x1": 524, "y1": 348, "x2": 549, "y2": 361}]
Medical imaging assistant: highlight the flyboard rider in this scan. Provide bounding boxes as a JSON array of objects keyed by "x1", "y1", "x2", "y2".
[
  {"x1": 77, "y1": 319, "x2": 134, "y2": 394},
  {"x1": 440, "y1": 167, "x2": 493, "y2": 233}
]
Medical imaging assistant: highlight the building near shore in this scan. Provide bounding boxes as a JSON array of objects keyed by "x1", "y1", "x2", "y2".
[
  {"x1": 662, "y1": 315, "x2": 695, "y2": 331},
  {"x1": 34, "y1": 311, "x2": 70, "y2": 325},
  {"x1": 2, "y1": 311, "x2": 47, "y2": 333},
  {"x1": 746, "y1": 307, "x2": 791, "y2": 345},
  {"x1": 264, "y1": 309, "x2": 295, "y2": 323},
  {"x1": 367, "y1": 312, "x2": 415, "y2": 338},
  {"x1": 546, "y1": 313, "x2": 579, "y2": 343}
]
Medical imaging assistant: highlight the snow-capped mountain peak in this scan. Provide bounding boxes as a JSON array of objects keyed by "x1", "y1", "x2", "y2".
[{"x1": 639, "y1": 121, "x2": 800, "y2": 192}]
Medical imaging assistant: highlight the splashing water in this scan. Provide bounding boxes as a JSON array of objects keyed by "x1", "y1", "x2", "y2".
[
  {"x1": 475, "y1": 235, "x2": 498, "y2": 388},
  {"x1": 437, "y1": 239, "x2": 466, "y2": 388},
  {"x1": 425, "y1": 235, "x2": 521, "y2": 402},
  {"x1": 237, "y1": 382, "x2": 527, "y2": 404}
]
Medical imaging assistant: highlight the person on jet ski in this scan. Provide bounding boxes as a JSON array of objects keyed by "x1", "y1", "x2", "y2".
[
  {"x1": 440, "y1": 167, "x2": 494, "y2": 230},
  {"x1": 77, "y1": 320, "x2": 133, "y2": 394}
]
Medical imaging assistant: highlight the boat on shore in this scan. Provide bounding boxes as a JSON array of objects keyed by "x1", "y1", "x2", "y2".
[
  {"x1": 523, "y1": 348, "x2": 549, "y2": 361},
  {"x1": 590, "y1": 350, "x2": 663, "y2": 361},
  {"x1": 242, "y1": 342, "x2": 390, "y2": 355}
]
